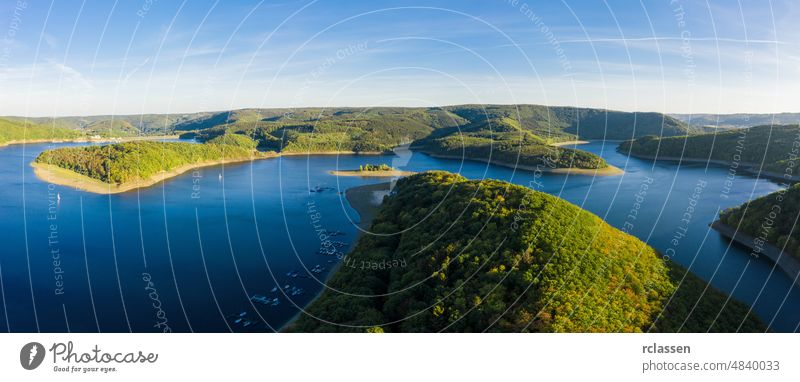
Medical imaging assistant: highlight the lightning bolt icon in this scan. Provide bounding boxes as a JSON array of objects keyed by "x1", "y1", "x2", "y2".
[{"x1": 28, "y1": 344, "x2": 38, "y2": 366}]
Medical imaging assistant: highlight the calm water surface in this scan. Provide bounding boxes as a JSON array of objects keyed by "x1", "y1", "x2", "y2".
[{"x1": 0, "y1": 140, "x2": 797, "y2": 332}]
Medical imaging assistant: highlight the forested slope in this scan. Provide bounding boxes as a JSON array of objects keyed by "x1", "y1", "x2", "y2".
[
  {"x1": 35, "y1": 133, "x2": 261, "y2": 184},
  {"x1": 719, "y1": 183, "x2": 800, "y2": 260},
  {"x1": 618, "y1": 124, "x2": 800, "y2": 174},
  {"x1": 0, "y1": 118, "x2": 81, "y2": 145},
  {"x1": 413, "y1": 117, "x2": 607, "y2": 170},
  {"x1": 290, "y1": 172, "x2": 763, "y2": 332}
]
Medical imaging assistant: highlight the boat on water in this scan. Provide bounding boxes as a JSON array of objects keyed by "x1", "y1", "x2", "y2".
[{"x1": 309, "y1": 185, "x2": 336, "y2": 193}]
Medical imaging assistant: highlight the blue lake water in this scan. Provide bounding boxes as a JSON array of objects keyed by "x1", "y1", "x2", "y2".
[{"x1": 0, "y1": 140, "x2": 798, "y2": 332}]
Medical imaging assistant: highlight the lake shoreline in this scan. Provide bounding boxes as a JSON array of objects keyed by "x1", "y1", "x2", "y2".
[
  {"x1": 280, "y1": 181, "x2": 391, "y2": 332},
  {"x1": 31, "y1": 153, "x2": 277, "y2": 194},
  {"x1": 619, "y1": 149, "x2": 800, "y2": 182},
  {"x1": 344, "y1": 182, "x2": 392, "y2": 230},
  {"x1": 710, "y1": 220, "x2": 800, "y2": 288},
  {"x1": 551, "y1": 140, "x2": 590, "y2": 146},
  {"x1": 30, "y1": 148, "x2": 390, "y2": 195},
  {"x1": 421, "y1": 152, "x2": 624, "y2": 176}
]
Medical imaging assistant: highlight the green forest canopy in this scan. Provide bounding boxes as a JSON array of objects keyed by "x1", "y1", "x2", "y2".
[
  {"x1": 7, "y1": 104, "x2": 696, "y2": 148},
  {"x1": 413, "y1": 117, "x2": 607, "y2": 170},
  {"x1": 182, "y1": 105, "x2": 696, "y2": 152},
  {"x1": 719, "y1": 183, "x2": 800, "y2": 260},
  {"x1": 360, "y1": 164, "x2": 394, "y2": 171},
  {"x1": 9, "y1": 104, "x2": 695, "y2": 140},
  {"x1": 290, "y1": 172, "x2": 763, "y2": 332},
  {"x1": 35, "y1": 134, "x2": 260, "y2": 184},
  {"x1": 12, "y1": 105, "x2": 704, "y2": 172},
  {"x1": 0, "y1": 118, "x2": 81, "y2": 144},
  {"x1": 618, "y1": 124, "x2": 800, "y2": 174}
]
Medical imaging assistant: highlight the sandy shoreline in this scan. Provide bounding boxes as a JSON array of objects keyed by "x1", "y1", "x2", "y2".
[
  {"x1": 551, "y1": 140, "x2": 590, "y2": 146},
  {"x1": 328, "y1": 169, "x2": 415, "y2": 177},
  {"x1": 422, "y1": 152, "x2": 624, "y2": 176},
  {"x1": 280, "y1": 181, "x2": 391, "y2": 332},
  {"x1": 711, "y1": 221, "x2": 800, "y2": 288},
  {"x1": 344, "y1": 182, "x2": 392, "y2": 230}
]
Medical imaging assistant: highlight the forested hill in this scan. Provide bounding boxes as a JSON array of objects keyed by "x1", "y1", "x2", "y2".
[
  {"x1": 411, "y1": 116, "x2": 608, "y2": 170},
  {"x1": 165, "y1": 105, "x2": 691, "y2": 169},
  {"x1": 618, "y1": 124, "x2": 800, "y2": 174},
  {"x1": 0, "y1": 118, "x2": 81, "y2": 145},
  {"x1": 9, "y1": 105, "x2": 697, "y2": 172},
  {"x1": 443, "y1": 104, "x2": 698, "y2": 140},
  {"x1": 671, "y1": 112, "x2": 800, "y2": 128},
  {"x1": 35, "y1": 134, "x2": 261, "y2": 185},
  {"x1": 5, "y1": 104, "x2": 693, "y2": 147},
  {"x1": 289, "y1": 172, "x2": 763, "y2": 332},
  {"x1": 176, "y1": 105, "x2": 697, "y2": 147},
  {"x1": 719, "y1": 183, "x2": 800, "y2": 260}
]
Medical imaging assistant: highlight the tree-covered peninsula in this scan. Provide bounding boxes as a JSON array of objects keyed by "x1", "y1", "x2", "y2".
[
  {"x1": 411, "y1": 116, "x2": 620, "y2": 174},
  {"x1": 33, "y1": 133, "x2": 267, "y2": 193},
  {"x1": 618, "y1": 124, "x2": 800, "y2": 178},
  {"x1": 289, "y1": 172, "x2": 763, "y2": 332},
  {"x1": 718, "y1": 183, "x2": 800, "y2": 260}
]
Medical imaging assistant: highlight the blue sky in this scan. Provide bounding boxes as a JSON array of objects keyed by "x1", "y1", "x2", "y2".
[{"x1": 0, "y1": 0, "x2": 798, "y2": 116}]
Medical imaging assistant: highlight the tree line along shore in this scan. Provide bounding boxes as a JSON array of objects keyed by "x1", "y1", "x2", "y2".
[
  {"x1": 25, "y1": 104, "x2": 675, "y2": 192},
  {"x1": 11, "y1": 104, "x2": 710, "y2": 192},
  {"x1": 21, "y1": 110, "x2": 800, "y2": 280}
]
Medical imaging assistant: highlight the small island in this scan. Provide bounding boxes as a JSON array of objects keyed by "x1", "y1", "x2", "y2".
[{"x1": 329, "y1": 163, "x2": 415, "y2": 177}]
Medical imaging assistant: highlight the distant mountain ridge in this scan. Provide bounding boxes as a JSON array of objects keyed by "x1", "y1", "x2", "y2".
[
  {"x1": 671, "y1": 113, "x2": 800, "y2": 128},
  {"x1": 4, "y1": 104, "x2": 696, "y2": 144}
]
